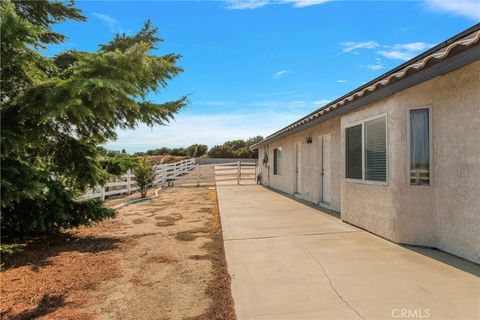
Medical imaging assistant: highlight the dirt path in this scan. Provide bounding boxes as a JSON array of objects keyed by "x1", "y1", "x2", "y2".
[{"x1": 1, "y1": 187, "x2": 236, "y2": 320}]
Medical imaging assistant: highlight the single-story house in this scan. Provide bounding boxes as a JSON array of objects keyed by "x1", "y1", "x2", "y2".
[{"x1": 251, "y1": 24, "x2": 480, "y2": 263}]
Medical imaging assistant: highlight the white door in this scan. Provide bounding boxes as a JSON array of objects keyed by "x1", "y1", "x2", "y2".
[
  {"x1": 321, "y1": 135, "x2": 331, "y2": 204},
  {"x1": 294, "y1": 142, "x2": 301, "y2": 194},
  {"x1": 265, "y1": 145, "x2": 270, "y2": 186}
]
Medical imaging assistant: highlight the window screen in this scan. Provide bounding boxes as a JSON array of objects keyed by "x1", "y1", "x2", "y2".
[
  {"x1": 346, "y1": 125, "x2": 362, "y2": 179},
  {"x1": 365, "y1": 117, "x2": 386, "y2": 181},
  {"x1": 410, "y1": 108, "x2": 430, "y2": 185}
]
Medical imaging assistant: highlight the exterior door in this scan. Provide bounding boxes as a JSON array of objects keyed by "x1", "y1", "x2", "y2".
[
  {"x1": 265, "y1": 145, "x2": 270, "y2": 186},
  {"x1": 294, "y1": 142, "x2": 301, "y2": 194},
  {"x1": 321, "y1": 135, "x2": 332, "y2": 204}
]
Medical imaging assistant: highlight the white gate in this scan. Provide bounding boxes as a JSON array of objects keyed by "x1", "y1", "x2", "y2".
[{"x1": 172, "y1": 161, "x2": 257, "y2": 187}]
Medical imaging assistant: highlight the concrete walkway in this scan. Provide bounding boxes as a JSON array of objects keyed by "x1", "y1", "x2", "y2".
[{"x1": 217, "y1": 185, "x2": 480, "y2": 320}]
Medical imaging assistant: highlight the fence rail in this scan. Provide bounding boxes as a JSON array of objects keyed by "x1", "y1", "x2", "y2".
[
  {"x1": 83, "y1": 169, "x2": 137, "y2": 200},
  {"x1": 83, "y1": 158, "x2": 257, "y2": 200}
]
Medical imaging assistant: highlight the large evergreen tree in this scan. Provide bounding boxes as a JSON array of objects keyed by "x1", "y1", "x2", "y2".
[{"x1": 0, "y1": 0, "x2": 187, "y2": 234}]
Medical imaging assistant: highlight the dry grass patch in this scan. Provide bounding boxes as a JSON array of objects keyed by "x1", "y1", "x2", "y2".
[
  {"x1": 175, "y1": 227, "x2": 210, "y2": 242},
  {"x1": 1, "y1": 187, "x2": 236, "y2": 320},
  {"x1": 187, "y1": 188, "x2": 236, "y2": 320}
]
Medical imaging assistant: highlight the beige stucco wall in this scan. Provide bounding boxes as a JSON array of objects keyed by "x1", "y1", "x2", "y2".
[
  {"x1": 258, "y1": 117, "x2": 342, "y2": 212},
  {"x1": 341, "y1": 60, "x2": 480, "y2": 263},
  {"x1": 258, "y1": 60, "x2": 480, "y2": 263}
]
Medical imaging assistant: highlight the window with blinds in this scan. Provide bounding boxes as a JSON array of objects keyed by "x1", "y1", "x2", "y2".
[
  {"x1": 273, "y1": 147, "x2": 281, "y2": 175},
  {"x1": 409, "y1": 108, "x2": 430, "y2": 186},
  {"x1": 346, "y1": 125, "x2": 362, "y2": 179},
  {"x1": 345, "y1": 115, "x2": 387, "y2": 183},
  {"x1": 365, "y1": 117, "x2": 386, "y2": 181}
]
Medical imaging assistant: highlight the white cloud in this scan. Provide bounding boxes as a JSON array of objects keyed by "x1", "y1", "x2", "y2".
[
  {"x1": 92, "y1": 13, "x2": 125, "y2": 34},
  {"x1": 272, "y1": 70, "x2": 288, "y2": 79},
  {"x1": 340, "y1": 40, "x2": 435, "y2": 62},
  {"x1": 424, "y1": 0, "x2": 480, "y2": 21},
  {"x1": 336, "y1": 80, "x2": 348, "y2": 83},
  {"x1": 312, "y1": 99, "x2": 331, "y2": 106},
  {"x1": 225, "y1": 0, "x2": 269, "y2": 9},
  {"x1": 393, "y1": 42, "x2": 433, "y2": 51},
  {"x1": 377, "y1": 42, "x2": 435, "y2": 61},
  {"x1": 339, "y1": 41, "x2": 380, "y2": 53},
  {"x1": 103, "y1": 98, "x2": 328, "y2": 152},
  {"x1": 225, "y1": 0, "x2": 330, "y2": 10},
  {"x1": 283, "y1": 0, "x2": 330, "y2": 7},
  {"x1": 377, "y1": 50, "x2": 411, "y2": 61},
  {"x1": 366, "y1": 64, "x2": 384, "y2": 71},
  {"x1": 104, "y1": 111, "x2": 298, "y2": 152}
]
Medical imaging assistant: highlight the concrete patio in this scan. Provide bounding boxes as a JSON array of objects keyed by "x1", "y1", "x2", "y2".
[{"x1": 217, "y1": 185, "x2": 480, "y2": 320}]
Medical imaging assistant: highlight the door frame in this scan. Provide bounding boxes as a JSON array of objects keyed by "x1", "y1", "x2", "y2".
[
  {"x1": 319, "y1": 134, "x2": 332, "y2": 205},
  {"x1": 294, "y1": 142, "x2": 301, "y2": 195}
]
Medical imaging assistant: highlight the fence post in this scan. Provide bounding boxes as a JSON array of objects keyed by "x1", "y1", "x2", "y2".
[
  {"x1": 237, "y1": 161, "x2": 241, "y2": 185},
  {"x1": 196, "y1": 164, "x2": 200, "y2": 187},
  {"x1": 127, "y1": 169, "x2": 131, "y2": 194},
  {"x1": 101, "y1": 186, "x2": 105, "y2": 201}
]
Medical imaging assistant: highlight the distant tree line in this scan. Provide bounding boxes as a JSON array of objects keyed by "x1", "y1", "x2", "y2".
[
  {"x1": 207, "y1": 136, "x2": 263, "y2": 159},
  {"x1": 134, "y1": 144, "x2": 208, "y2": 157},
  {"x1": 132, "y1": 136, "x2": 263, "y2": 159}
]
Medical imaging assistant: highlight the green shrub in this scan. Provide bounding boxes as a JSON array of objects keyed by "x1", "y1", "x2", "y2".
[
  {"x1": 134, "y1": 158, "x2": 156, "y2": 198},
  {"x1": 1, "y1": 180, "x2": 116, "y2": 235}
]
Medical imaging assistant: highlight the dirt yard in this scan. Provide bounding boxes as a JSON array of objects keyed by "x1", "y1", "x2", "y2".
[{"x1": 0, "y1": 187, "x2": 236, "y2": 320}]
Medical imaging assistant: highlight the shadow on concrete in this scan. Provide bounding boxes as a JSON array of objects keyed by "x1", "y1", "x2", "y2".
[
  {"x1": 401, "y1": 244, "x2": 480, "y2": 277},
  {"x1": 263, "y1": 185, "x2": 341, "y2": 219}
]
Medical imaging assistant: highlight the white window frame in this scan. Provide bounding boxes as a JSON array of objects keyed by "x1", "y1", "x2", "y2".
[
  {"x1": 407, "y1": 105, "x2": 433, "y2": 188},
  {"x1": 273, "y1": 146, "x2": 282, "y2": 176},
  {"x1": 344, "y1": 112, "x2": 388, "y2": 186}
]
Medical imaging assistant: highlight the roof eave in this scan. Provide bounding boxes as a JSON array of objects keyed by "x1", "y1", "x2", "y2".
[
  {"x1": 251, "y1": 25, "x2": 480, "y2": 150},
  {"x1": 252, "y1": 44, "x2": 480, "y2": 149}
]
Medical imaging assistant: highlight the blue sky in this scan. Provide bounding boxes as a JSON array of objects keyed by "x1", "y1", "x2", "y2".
[{"x1": 48, "y1": 0, "x2": 479, "y2": 152}]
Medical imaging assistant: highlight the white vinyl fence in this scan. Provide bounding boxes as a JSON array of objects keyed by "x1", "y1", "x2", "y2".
[
  {"x1": 83, "y1": 158, "x2": 195, "y2": 200},
  {"x1": 83, "y1": 169, "x2": 137, "y2": 200},
  {"x1": 83, "y1": 158, "x2": 256, "y2": 200},
  {"x1": 152, "y1": 158, "x2": 196, "y2": 185}
]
